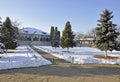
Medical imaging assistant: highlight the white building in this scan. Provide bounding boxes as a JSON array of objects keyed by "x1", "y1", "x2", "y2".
[{"x1": 18, "y1": 27, "x2": 51, "y2": 45}]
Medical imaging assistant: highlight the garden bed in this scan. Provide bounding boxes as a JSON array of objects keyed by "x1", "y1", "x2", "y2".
[{"x1": 94, "y1": 55, "x2": 119, "y2": 59}]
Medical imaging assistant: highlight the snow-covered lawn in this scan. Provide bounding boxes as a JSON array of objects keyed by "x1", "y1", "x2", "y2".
[
  {"x1": 34, "y1": 46, "x2": 120, "y2": 65},
  {"x1": 0, "y1": 46, "x2": 51, "y2": 70}
]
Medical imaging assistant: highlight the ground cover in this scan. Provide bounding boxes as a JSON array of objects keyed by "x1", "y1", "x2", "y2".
[
  {"x1": 0, "y1": 46, "x2": 51, "y2": 70},
  {"x1": 34, "y1": 46, "x2": 120, "y2": 64}
]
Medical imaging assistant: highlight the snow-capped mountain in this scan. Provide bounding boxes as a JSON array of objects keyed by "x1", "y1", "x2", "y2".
[{"x1": 19, "y1": 27, "x2": 49, "y2": 35}]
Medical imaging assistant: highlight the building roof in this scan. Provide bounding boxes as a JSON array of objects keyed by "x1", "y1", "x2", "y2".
[
  {"x1": 19, "y1": 27, "x2": 49, "y2": 35},
  {"x1": 79, "y1": 38, "x2": 95, "y2": 41}
]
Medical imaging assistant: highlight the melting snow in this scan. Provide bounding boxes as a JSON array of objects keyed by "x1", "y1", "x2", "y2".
[{"x1": 34, "y1": 46, "x2": 120, "y2": 65}]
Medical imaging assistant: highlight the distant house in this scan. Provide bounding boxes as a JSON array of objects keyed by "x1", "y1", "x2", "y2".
[
  {"x1": 76, "y1": 37, "x2": 95, "y2": 47},
  {"x1": 76, "y1": 34, "x2": 120, "y2": 47},
  {"x1": 18, "y1": 27, "x2": 51, "y2": 45}
]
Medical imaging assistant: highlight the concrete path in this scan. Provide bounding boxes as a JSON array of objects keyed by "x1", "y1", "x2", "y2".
[{"x1": 31, "y1": 46, "x2": 70, "y2": 65}]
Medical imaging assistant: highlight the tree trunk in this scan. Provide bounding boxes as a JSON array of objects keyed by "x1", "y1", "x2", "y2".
[
  {"x1": 105, "y1": 50, "x2": 107, "y2": 58},
  {"x1": 67, "y1": 47, "x2": 69, "y2": 52}
]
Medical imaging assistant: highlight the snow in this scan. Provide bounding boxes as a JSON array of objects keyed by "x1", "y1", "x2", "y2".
[
  {"x1": 0, "y1": 42, "x2": 5, "y2": 53},
  {"x1": 0, "y1": 46, "x2": 52, "y2": 70},
  {"x1": 34, "y1": 46, "x2": 120, "y2": 65},
  {"x1": 19, "y1": 27, "x2": 49, "y2": 35},
  {"x1": 79, "y1": 38, "x2": 94, "y2": 40},
  {"x1": 0, "y1": 42, "x2": 5, "y2": 48},
  {"x1": 0, "y1": 45, "x2": 119, "y2": 70}
]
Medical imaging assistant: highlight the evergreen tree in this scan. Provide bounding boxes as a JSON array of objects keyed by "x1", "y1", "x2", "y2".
[
  {"x1": 52, "y1": 27, "x2": 57, "y2": 47},
  {"x1": 0, "y1": 17, "x2": 2, "y2": 41},
  {"x1": 0, "y1": 17, "x2": 18, "y2": 49},
  {"x1": 0, "y1": 17, "x2": 2, "y2": 33},
  {"x1": 115, "y1": 26, "x2": 120, "y2": 51},
  {"x1": 50, "y1": 26, "x2": 54, "y2": 47},
  {"x1": 13, "y1": 26, "x2": 19, "y2": 40},
  {"x1": 0, "y1": 17, "x2": 2, "y2": 27},
  {"x1": 53, "y1": 27, "x2": 60, "y2": 48},
  {"x1": 57, "y1": 31, "x2": 60, "y2": 47},
  {"x1": 12, "y1": 21, "x2": 20, "y2": 40},
  {"x1": 61, "y1": 21, "x2": 75, "y2": 51},
  {"x1": 50, "y1": 26, "x2": 60, "y2": 48},
  {"x1": 95, "y1": 9, "x2": 119, "y2": 57}
]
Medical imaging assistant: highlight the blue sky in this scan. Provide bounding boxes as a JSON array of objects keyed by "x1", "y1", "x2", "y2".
[{"x1": 0, "y1": 0, "x2": 120, "y2": 34}]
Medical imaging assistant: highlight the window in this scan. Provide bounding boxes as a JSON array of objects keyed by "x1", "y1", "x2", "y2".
[{"x1": 33, "y1": 37, "x2": 39, "y2": 41}]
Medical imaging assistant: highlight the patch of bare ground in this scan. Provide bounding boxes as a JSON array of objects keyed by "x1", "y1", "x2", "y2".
[{"x1": 94, "y1": 55, "x2": 120, "y2": 59}]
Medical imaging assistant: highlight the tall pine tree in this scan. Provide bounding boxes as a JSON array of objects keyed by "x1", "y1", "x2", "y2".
[
  {"x1": 61, "y1": 21, "x2": 75, "y2": 51},
  {"x1": 95, "y1": 9, "x2": 119, "y2": 57},
  {"x1": 1, "y1": 17, "x2": 18, "y2": 49}
]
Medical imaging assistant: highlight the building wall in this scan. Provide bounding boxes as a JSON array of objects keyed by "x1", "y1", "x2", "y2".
[
  {"x1": 18, "y1": 41, "x2": 51, "y2": 46},
  {"x1": 18, "y1": 33, "x2": 51, "y2": 46},
  {"x1": 76, "y1": 39, "x2": 95, "y2": 47}
]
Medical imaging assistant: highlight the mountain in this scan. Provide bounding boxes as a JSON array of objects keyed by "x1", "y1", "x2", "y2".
[{"x1": 19, "y1": 27, "x2": 49, "y2": 35}]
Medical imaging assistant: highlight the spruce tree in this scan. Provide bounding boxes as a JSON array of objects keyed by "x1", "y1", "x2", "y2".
[
  {"x1": 0, "y1": 17, "x2": 2, "y2": 26},
  {"x1": 1, "y1": 17, "x2": 18, "y2": 49},
  {"x1": 0, "y1": 17, "x2": 2, "y2": 40},
  {"x1": 0, "y1": 17, "x2": 2, "y2": 33},
  {"x1": 13, "y1": 26, "x2": 19, "y2": 39},
  {"x1": 95, "y1": 9, "x2": 119, "y2": 57},
  {"x1": 12, "y1": 21, "x2": 19, "y2": 40},
  {"x1": 61, "y1": 21, "x2": 75, "y2": 51}
]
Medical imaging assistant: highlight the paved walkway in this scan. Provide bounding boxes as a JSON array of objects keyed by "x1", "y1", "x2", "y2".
[{"x1": 31, "y1": 46, "x2": 70, "y2": 65}]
